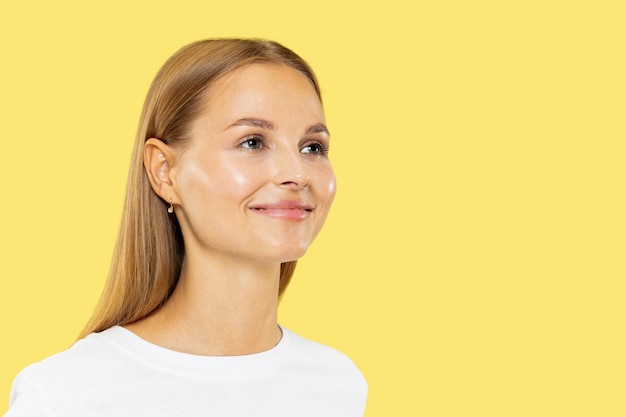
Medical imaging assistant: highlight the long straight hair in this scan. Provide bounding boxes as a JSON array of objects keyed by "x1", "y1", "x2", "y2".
[{"x1": 79, "y1": 39, "x2": 321, "y2": 339}]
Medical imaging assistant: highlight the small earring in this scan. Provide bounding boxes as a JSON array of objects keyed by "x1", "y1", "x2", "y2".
[{"x1": 167, "y1": 200, "x2": 174, "y2": 214}]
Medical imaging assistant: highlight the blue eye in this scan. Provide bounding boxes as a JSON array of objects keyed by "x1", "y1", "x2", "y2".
[
  {"x1": 301, "y1": 143, "x2": 329, "y2": 156},
  {"x1": 240, "y1": 136, "x2": 264, "y2": 150}
]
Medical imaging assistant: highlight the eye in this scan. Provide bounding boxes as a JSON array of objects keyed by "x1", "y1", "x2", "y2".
[
  {"x1": 301, "y1": 142, "x2": 329, "y2": 156},
  {"x1": 239, "y1": 135, "x2": 264, "y2": 150}
]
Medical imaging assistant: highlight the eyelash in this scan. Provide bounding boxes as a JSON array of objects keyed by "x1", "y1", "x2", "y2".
[
  {"x1": 239, "y1": 135, "x2": 330, "y2": 156},
  {"x1": 302, "y1": 142, "x2": 330, "y2": 156},
  {"x1": 239, "y1": 135, "x2": 266, "y2": 151}
]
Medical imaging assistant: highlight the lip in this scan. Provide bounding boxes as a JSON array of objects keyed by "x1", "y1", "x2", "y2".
[{"x1": 249, "y1": 200, "x2": 314, "y2": 220}]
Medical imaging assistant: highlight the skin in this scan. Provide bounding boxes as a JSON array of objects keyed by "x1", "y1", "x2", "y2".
[{"x1": 126, "y1": 64, "x2": 336, "y2": 356}]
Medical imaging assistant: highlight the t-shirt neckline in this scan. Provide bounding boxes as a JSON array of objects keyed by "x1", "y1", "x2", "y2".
[{"x1": 93, "y1": 325, "x2": 295, "y2": 379}]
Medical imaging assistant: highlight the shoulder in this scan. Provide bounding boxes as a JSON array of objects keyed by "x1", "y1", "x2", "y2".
[
  {"x1": 279, "y1": 328, "x2": 368, "y2": 416},
  {"x1": 8, "y1": 328, "x2": 129, "y2": 404},
  {"x1": 12, "y1": 329, "x2": 119, "y2": 381},
  {"x1": 282, "y1": 327, "x2": 367, "y2": 386},
  {"x1": 285, "y1": 328, "x2": 355, "y2": 361}
]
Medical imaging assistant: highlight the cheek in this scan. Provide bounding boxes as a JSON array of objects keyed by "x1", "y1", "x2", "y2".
[
  {"x1": 315, "y1": 165, "x2": 337, "y2": 205},
  {"x1": 224, "y1": 161, "x2": 259, "y2": 188},
  {"x1": 177, "y1": 156, "x2": 264, "y2": 206}
]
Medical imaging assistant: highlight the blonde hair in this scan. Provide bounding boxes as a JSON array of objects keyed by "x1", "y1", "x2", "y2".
[{"x1": 79, "y1": 39, "x2": 321, "y2": 338}]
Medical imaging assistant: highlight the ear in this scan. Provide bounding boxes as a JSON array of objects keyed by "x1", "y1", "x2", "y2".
[{"x1": 143, "y1": 138, "x2": 179, "y2": 204}]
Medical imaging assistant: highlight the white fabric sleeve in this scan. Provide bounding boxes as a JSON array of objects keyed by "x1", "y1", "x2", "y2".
[{"x1": 4, "y1": 377, "x2": 53, "y2": 417}]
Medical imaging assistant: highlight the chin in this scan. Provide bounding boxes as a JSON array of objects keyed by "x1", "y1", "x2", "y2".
[
  {"x1": 264, "y1": 243, "x2": 311, "y2": 264},
  {"x1": 278, "y1": 249, "x2": 309, "y2": 264},
  {"x1": 252, "y1": 229, "x2": 321, "y2": 264}
]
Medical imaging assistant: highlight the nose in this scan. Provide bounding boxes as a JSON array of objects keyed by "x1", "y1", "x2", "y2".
[{"x1": 272, "y1": 148, "x2": 311, "y2": 189}]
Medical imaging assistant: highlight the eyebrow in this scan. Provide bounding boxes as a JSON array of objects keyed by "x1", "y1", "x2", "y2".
[
  {"x1": 226, "y1": 118, "x2": 276, "y2": 131},
  {"x1": 306, "y1": 123, "x2": 331, "y2": 136},
  {"x1": 226, "y1": 118, "x2": 330, "y2": 136}
]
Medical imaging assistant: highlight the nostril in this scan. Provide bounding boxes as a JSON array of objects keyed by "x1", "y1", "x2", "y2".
[{"x1": 277, "y1": 172, "x2": 311, "y2": 188}]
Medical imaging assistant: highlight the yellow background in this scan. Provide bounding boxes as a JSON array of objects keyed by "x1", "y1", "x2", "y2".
[{"x1": 1, "y1": 1, "x2": 624, "y2": 415}]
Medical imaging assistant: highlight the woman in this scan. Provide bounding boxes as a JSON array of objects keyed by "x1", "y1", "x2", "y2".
[{"x1": 5, "y1": 39, "x2": 367, "y2": 416}]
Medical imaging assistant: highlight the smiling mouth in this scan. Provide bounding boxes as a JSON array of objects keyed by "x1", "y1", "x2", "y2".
[{"x1": 249, "y1": 202, "x2": 314, "y2": 220}]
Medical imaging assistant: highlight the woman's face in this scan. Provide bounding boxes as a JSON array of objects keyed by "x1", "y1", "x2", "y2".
[{"x1": 171, "y1": 63, "x2": 336, "y2": 266}]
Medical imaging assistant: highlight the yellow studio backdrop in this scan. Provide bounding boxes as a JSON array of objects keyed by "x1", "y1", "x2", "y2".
[{"x1": 1, "y1": 1, "x2": 624, "y2": 416}]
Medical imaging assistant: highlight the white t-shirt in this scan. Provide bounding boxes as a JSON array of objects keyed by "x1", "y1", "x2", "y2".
[{"x1": 5, "y1": 326, "x2": 367, "y2": 417}]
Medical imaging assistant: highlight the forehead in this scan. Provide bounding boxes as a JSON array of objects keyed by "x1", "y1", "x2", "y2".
[
  {"x1": 209, "y1": 63, "x2": 318, "y2": 97},
  {"x1": 199, "y1": 63, "x2": 324, "y2": 123}
]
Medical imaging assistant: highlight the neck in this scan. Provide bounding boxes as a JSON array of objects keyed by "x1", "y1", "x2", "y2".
[{"x1": 126, "y1": 254, "x2": 283, "y2": 356}]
